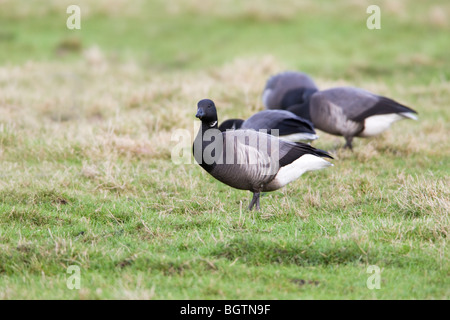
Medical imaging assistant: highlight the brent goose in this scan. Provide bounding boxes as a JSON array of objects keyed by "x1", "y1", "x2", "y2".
[
  {"x1": 193, "y1": 99, "x2": 333, "y2": 210},
  {"x1": 287, "y1": 87, "x2": 418, "y2": 149},
  {"x1": 218, "y1": 110, "x2": 318, "y2": 142}
]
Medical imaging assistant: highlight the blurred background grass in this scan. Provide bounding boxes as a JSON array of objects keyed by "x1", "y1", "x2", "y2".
[{"x1": 1, "y1": 0, "x2": 449, "y2": 84}]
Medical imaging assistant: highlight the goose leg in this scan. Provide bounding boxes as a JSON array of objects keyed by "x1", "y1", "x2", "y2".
[
  {"x1": 255, "y1": 192, "x2": 261, "y2": 211},
  {"x1": 344, "y1": 136, "x2": 353, "y2": 150},
  {"x1": 248, "y1": 192, "x2": 261, "y2": 211}
]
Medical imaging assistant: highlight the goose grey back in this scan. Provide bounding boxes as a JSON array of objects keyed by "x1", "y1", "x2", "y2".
[
  {"x1": 241, "y1": 110, "x2": 316, "y2": 137},
  {"x1": 219, "y1": 110, "x2": 318, "y2": 142}
]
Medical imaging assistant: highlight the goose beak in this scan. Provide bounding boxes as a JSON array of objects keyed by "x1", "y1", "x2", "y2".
[{"x1": 196, "y1": 108, "x2": 204, "y2": 119}]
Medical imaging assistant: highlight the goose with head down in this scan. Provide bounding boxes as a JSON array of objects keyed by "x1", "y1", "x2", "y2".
[
  {"x1": 286, "y1": 87, "x2": 418, "y2": 149},
  {"x1": 218, "y1": 109, "x2": 318, "y2": 143}
]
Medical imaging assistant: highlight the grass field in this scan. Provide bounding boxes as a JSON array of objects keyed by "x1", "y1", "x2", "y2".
[{"x1": 0, "y1": 0, "x2": 449, "y2": 299}]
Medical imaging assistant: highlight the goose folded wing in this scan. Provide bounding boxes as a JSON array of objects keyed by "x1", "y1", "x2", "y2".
[
  {"x1": 222, "y1": 130, "x2": 331, "y2": 177},
  {"x1": 221, "y1": 130, "x2": 280, "y2": 179},
  {"x1": 278, "y1": 141, "x2": 333, "y2": 168},
  {"x1": 350, "y1": 96, "x2": 418, "y2": 122},
  {"x1": 319, "y1": 87, "x2": 417, "y2": 122}
]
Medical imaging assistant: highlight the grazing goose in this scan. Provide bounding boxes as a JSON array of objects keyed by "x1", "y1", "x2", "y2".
[
  {"x1": 218, "y1": 110, "x2": 318, "y2": 142},
  {"x1": 193, "y1": 99, "x2": 333, "y2": 210},
  {"x1": 262, "y1": 71, "x2": 319, "y2": 110},
  {"x1": 286, "y1": 87, "x2": 418, "y2": 149},
  {"x1": 218, "y1": 118, "x2": 245, "y2": 131}
]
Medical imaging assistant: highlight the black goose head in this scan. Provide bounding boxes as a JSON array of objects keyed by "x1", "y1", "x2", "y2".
[
  {"x1": 196, "y1": 99, "x2": 218, "y2": 127},
  {"x1": 283, "y1": 88, "x2": 318, "y2": 121},
  {"x1": 281, "y1": 87, "x2": 317, "y2": 109}
]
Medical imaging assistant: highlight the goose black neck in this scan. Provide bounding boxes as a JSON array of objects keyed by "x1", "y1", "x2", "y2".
[{"x1": 193, "y1": 121, "x2": 221, "y2": 172}]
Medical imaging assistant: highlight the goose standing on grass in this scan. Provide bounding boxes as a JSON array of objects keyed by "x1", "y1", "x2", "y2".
[
  {"x1": 262, "y1": 71, "x2": 319, "y2": 110},
  {"x1": 218, "y1": 110, "x2": 318, "y2": 143},
  {"x1": 286, "y1": 87, "x2": 418, "y2": 149},
  {"x1": 193, "y1": 99, "x2": 333, "y2": 211}
]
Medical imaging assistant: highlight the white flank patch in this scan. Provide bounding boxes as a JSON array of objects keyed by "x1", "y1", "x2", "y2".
[
  {"x1": 261, "y1": 89, "x2": 272, "y2": 108},
  {"x1": 361, "y1": 113, "x2": 405, "y2": 137},
  {"x1": 280, "y1": 133, "x2": 319, "y2": 142},
  {"x1": 273, "y1": 154, "x2": 332, "y2": 188}
]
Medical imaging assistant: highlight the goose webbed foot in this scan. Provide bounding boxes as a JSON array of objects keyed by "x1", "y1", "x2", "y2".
[{"x1": 248, "y1": 192, "x2": 261, "y2": 211}]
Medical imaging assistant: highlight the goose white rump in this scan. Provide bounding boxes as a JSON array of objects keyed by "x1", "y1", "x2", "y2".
[
  {"x1": 266, "y1": 154, "x2": 333, "y2": 191},
  {"x1": 361, "y1": 113, "x2": 417, "y2": 137}
]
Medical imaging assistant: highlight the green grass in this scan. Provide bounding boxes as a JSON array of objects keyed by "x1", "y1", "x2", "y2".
[{"x1": 0, "y1": 0, "x2": 449, "y2": 299}]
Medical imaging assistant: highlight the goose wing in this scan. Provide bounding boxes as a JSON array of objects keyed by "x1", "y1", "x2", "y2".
[
  {"x1": 209, "y1": 130, "x2": 281, "y2": 190},
  {"x1": 242, "y1": 110, "x2": 316, "y2": 136},
  {"x1": 278, "y1": 141, "x2": 333, "y2": 168},
  {"x1": 313, "y1": 87, "x2": 417, "y2": 122},
  {"x1": 208, "y1": 130, "x2": 331, "y2": 191}
]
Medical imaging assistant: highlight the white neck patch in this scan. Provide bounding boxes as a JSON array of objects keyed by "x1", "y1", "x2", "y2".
[{"x1": 209, "y1": 121, "x2": 217, "y2": 127}]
